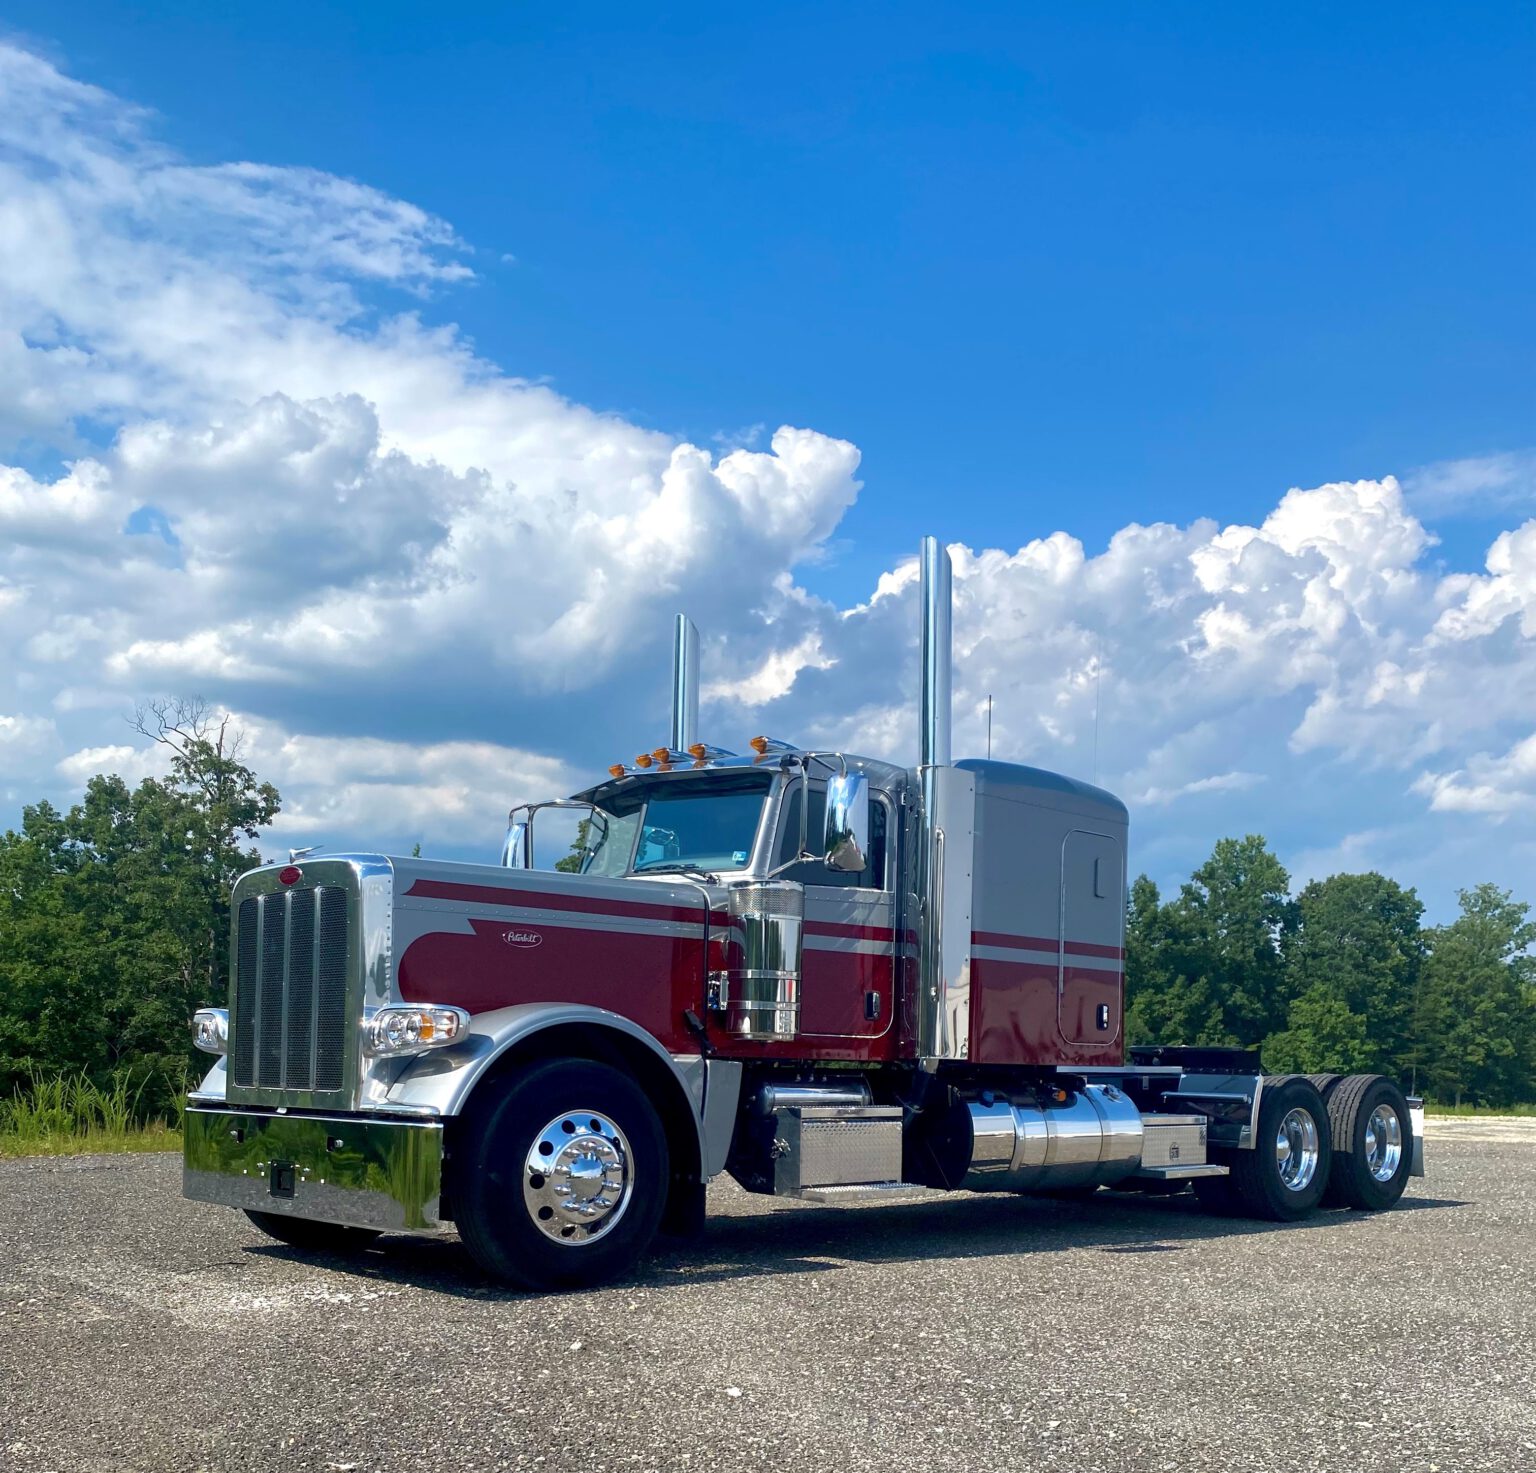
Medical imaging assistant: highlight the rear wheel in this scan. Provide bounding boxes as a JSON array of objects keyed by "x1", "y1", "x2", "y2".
[
  {"x1": 244, "y1": 1211, "x2": 381, "y2": 1253},
  {"x1": 1218, "y1": 1075, "x2": 1333, "y2": 1221},
  {"x1": 453, "y1": 1058, "x2": 668, "y2": 1291},
  {"x1": 1320, "y1": 1074, "x2": 1413, "y2": 1211}
]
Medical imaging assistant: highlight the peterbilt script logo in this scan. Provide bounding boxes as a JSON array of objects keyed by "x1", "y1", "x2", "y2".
[{"x1": 502, "y1": 928, "x2": 544, "y2": 949}]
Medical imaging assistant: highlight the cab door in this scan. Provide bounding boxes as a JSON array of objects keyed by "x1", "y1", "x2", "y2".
[
  {"x1": 1057, "y1": 828, "x2": 1123, "y2": 1048},
  {"x1": 774, "y1": 781, "x2": 896, "y2": 1041}
]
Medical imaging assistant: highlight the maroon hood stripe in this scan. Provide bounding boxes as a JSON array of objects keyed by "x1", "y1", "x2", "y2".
[{"x1": 405, "y1": 878, "x2": 703, "y2": 926}]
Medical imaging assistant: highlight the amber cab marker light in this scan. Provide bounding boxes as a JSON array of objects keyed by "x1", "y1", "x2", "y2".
[
  {"x1": 278, "y1": 865, "x2": 302, "y2": 886},
  {"x1": 608, "y1": 763, "x2": 626, "y2": 779},
  {"x1": 634, "y1": 753, "x2": 654, "y2": 769},
  {"x1": 687, "y1": 743, "x2": 707, "y2": 761},
  {"x1": 749, "y1": 735, "x2": 769, "y2": 755}
]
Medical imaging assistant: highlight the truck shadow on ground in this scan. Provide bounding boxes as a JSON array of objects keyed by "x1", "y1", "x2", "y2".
[{"x1": 245, "y1": 1186, "x2": 1468, "y2": 1300}]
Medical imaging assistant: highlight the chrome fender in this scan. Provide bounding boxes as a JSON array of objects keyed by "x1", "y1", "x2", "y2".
[
  {"x1": 382, "y1": 1002, "x2": 741, "y2": 1179},
  {"x1": 189, "y1": 1056, "x2": 228, "y2": 1103}
]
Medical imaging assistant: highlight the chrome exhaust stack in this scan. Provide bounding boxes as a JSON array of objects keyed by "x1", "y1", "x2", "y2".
[
  {"x1": 670, "y1": 613, "x2": 699, "y2": 752},
  {"x1": 918, "y1": 536, "x2": 952, "y2": 768},
  {"x1": 916, "y1": 536, "x2": 973, "y2": 1065}
]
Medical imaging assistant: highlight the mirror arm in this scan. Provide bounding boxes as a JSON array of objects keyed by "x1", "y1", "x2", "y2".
[
  {"x1": 764, "y1": 851, "x2": 817, "y2": 880},
  {"x1": 797, "y1": 762, "x2": 809, "y2": 862},
  {"x1": 763, "y1": 763, "x2": 815, "y2": 879}
]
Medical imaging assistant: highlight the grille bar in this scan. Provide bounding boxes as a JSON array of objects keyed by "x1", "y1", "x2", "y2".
[
  {"x1": 316, "y1": 888, "x2": 348, "y2": 1092},
  {"x1": 230, "y1": 885, "x2": 351, "y2": 1094}
]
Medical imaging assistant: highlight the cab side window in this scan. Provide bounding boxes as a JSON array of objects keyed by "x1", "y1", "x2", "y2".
[{"x1": 776, "y1": 784, "x2": 889, "y2": 889}]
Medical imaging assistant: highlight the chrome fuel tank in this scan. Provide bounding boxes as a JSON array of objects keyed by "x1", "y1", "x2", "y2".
[{"x1": 962, "y1": 1083, "x2": 1144, "y2": 1192}]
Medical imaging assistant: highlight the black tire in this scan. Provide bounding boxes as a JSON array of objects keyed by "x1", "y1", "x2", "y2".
[
  {"x1": 1223, "y1": 1075, "x2": 1333, "y2": 1221},
  {"x1": 1303, "y1": 1073, "x2": 1341, "y2": 1099},
  {"x1": 453, "y1": 1058, "x2": 669, "y2": 1291},
  {"x1": 244, "y1": 1211, "x2": 381, "y2": 1253},
  {"x1": 1320, "y1": 1074, "x2": 1413, "y2": 1211}
]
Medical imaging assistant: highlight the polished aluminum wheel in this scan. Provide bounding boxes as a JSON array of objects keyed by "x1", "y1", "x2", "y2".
[
  {"x1": 1275, "y1": 1106, "x2": 1321, "y2": 1192},
  {"x1": 1364, "y1": 1103, "x2": 1404, "y2": 1183},
  {"x1": 523, "y1": 1110, "x2": 634, "y2": 1246}
]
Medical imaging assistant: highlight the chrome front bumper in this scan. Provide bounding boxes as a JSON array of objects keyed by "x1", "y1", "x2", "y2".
[{"x1": 182, "y1": 1106, "x2": 447, "y2": 1233}]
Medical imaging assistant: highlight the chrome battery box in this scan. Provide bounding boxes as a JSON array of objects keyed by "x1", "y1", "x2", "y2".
[
  {"x1": 772, "y1": 1105, "x2": 903, "y2": 1195},
  {"x1": 1137, "y1": 1113, "x2": 1209, "y2": 1170}
]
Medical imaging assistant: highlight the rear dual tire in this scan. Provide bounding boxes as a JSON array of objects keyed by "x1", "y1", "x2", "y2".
[
  {"x1": 1308, "y1": 1073, "x2": 1414, "y2": 1211},
  {"x1": 1195, "y1": 1075, "x2": 1333, "y2": 1221}
]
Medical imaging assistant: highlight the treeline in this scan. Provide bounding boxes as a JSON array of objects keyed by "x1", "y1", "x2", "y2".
[
  {"x1": 1128, "y1": 836, "x2": 1536, "y2": 1107},
  {"x1": 0, "y1": 703, "x2": 276, "y2": 1116},
  {"x1": 1, "y1": 714, "x2": 1532, "y2": 1113}
]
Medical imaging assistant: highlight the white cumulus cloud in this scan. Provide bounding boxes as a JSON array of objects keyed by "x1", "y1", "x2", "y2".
[{"x1": 0, "y1": 42, "x2": 1533, "y2": 919}]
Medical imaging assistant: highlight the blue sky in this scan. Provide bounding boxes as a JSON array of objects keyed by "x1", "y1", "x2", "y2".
[
  {"x1": 12, "y1": 2, "x2": 1532, "y2": 584},
  {"x1": 0, "y1": 8, "x2": 1532, "y2": 918}
]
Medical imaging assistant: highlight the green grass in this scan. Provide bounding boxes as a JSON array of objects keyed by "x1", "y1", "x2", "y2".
[{"x1": 0, "y1": 1072, "x2": 184, "y2": 1159}]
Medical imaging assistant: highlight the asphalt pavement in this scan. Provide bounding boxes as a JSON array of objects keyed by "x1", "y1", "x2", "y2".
[{"x1": 1, "y1": 1118, "x2": 1532, "y2": 1473}]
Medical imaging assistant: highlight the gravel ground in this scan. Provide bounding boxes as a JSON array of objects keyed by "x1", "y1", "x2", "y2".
[{"x1": 1, "y1": 1118, "x2": 1533, "y2": 1473}]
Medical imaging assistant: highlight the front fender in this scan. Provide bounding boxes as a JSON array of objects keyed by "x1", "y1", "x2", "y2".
[
  {"x1": 189, "y1": 1056, "x2": 228, "y2": 1103},
  {"x1": 381, "y1": 1003, "x2": 718, "y2": 1172}
]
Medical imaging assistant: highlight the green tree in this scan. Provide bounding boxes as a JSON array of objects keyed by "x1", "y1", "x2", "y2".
[
  {"x1": 0, "y1": 700, "x2": 279, "y2": 1113},
  {"x1": 1125, "y1": 874, "x2": 1232, "y2": 1048},
  {"x1": 1280, "y1": 872, "x2": 1424, "y2": 1076},
  {"x1": 554, "y1": 816, "x2": 595, "y2": 874},
  {"x1": 1417, "y1": 884, "x2": 1536, "y2": 1107},
  {"x1": 1263, "y1": 982, "x2": 1372, "y2": 1075},
  {"x1": 1163, "y1": 835, "x2": 1295, "y2": 1048}
]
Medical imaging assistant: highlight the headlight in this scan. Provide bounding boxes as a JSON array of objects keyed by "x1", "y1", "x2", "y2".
[
  {"x1": 363, "y1": 1006, "x2": 471, "y2": 1057},
  {"x1": 192, "y1": 1008, "x2": 229, "y2": 1055}
]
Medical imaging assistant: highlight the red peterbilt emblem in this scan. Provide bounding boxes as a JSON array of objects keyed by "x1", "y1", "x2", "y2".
[{"x1": 502, "y1": 929, "x2": 543, "y2": 949}]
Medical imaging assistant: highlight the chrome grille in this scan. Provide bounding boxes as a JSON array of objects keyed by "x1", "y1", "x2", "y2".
[{"x1": 230, "y1": 886, "x2": 351, "y2": 1092}]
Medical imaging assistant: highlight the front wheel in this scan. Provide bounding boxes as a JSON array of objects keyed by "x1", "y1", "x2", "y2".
[
  {"x1": 1221, "y1": 1075, "x2": 1333, "y2": 1222},
  {"x1": 452, "y1": 1058, "x2": 669, "y2": 1291}
]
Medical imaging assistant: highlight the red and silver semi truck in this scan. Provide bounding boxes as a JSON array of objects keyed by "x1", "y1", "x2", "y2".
[{"x1": 183, "y1": 538, "x2": 1425, "y2": 1289}]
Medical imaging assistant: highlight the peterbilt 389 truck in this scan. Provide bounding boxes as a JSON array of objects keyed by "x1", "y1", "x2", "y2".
[{"x1": 183, "y1": 538, "x2": 1424, "y2": 1289}]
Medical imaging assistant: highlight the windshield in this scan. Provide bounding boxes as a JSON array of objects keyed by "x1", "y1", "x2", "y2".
[{"x1": 574, "y1": 771, "x2": 773, "y2": 876}]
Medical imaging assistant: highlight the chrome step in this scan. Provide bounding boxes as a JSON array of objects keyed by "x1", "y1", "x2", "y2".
[
  {"x1": 1132, "y1": 1163, "x2": 1230, "y2": 1181},
  {"x1": 796, "y1": 1181, "x2": 931, "y2": 1204}
]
